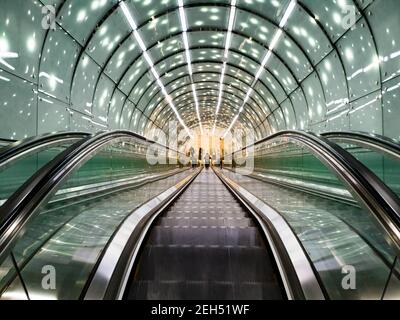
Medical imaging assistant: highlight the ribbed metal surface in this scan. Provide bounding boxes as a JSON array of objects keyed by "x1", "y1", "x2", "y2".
[{"x1": 126, "y1": 169, "x2": 283, "y2": 300}]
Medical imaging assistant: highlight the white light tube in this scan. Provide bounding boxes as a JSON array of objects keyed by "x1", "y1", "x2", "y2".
[
  {"x1": 223, "y1": 114, "x2": 239, "y2": 138},
  {"x1": 222, "y1": 1, "x2": 296, "y2": 138},
  {"x1": 214, "y1": 0, "x2": 236, "y2": 124},
  {"x1": 120, "y1": 1, "x2": 193, "y2": 138},
  {"x1": 261, "y1": 50, "x2": 273, "y2": 67},
  {"x1": 120, "y1": 2, "x2": 137, "y2": 30},
  {"x1": 178, "y1": 3, "x2": 188, "y2": 32},
  {"x1": 133, "y1": 30, "x2": 147, "y2": 52},
  {"x1": 0, "y1": 52, "x2": 19, "y2": 59},
  {"x1": 269, "y1": 29, "x2": 283, "y2": 51},
  {"x1": 177, "y1": 0, "x2": 202, "y2": 134},
  {"x1": 143, "y1": 51, "x2": 153, "y2": 67},
  {"x1": 279, "y1": 0, "x2": 297, "y2": 28}
]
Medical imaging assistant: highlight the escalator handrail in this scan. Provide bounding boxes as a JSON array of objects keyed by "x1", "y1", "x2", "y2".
[
  {"x1": 0, "y1": 130, "x2": 186, "y2": 256},
  {"x1": 322, "y1": 131, "x2": 400, "y2": 160},
  {"x1": 0, "y1": 131, "x2": 90, "y2": 169},
  {"x1": 230, "y1": 130, "x2": 400, "y2": 248},
  {"x1": 0, "y1": 138, "x2": 16, "y2": 146}
]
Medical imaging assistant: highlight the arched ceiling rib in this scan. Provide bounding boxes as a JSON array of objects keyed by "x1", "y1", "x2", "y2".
[
  {"x1": 149, "y1": 78, "x2": 270, "y2": 127},
  {"x1": 59, "y1": 0, "x2": 312, "y2": 135},
  {"x1": 129, "y1": 49, "x2": 284, "y2": 119}
]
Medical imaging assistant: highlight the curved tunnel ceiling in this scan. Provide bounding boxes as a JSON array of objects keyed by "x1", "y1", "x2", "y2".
[{"x1": 1, "y1": 0, "x2": 400, "y2": 142}]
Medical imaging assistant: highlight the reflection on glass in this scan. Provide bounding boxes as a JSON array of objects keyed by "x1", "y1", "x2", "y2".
[
  {"x1": 0, "y1": 143, "x2": 76, "y2": 205},
  {"x1": 336, "y1": 142, "x2": 400, "y2": 198},
  {"x1": 0, "y1": 138, "x2": 190, "y2": 299},
  {"x1": 223, "y1": 137, "x2": 400, "y2": 299}
]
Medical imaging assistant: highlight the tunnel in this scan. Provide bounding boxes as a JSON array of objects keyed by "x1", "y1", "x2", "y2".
[{"x1": 0, "y1": 0, "x2": 399, "y2": 301}]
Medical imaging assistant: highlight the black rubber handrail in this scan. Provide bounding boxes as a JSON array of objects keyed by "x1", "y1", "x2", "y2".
[
  {"x1": 0, "y1": 131, "x2": 90, "y2": 170},
  {"x1": 0, "y1": 130, "x2": 186, "y2": 257},
  {"x1": 230, "y1": 130, "x2": 400, "y2": 250},
  {"x1": 322, "y1": 131, "x2": 400, "y2": 160}
]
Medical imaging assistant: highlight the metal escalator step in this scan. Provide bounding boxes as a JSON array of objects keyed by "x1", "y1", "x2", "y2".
[
  {"x1": 157, "y1": 217, "x2": 254, "y2": 228},
  {"x1": 126, "y1": 170, "x2": 284, "y2": 300},
  {"x1": 136, "y1": 246, "x2": 231, "y2": 282},
  {"x1": 148, "y1": 226, "x2": 262, "y2": 247},
  {"x1": 229, "y1": 246, "x2": 279, "y2": 283},
  {"x1": 226, "y1": 227, "x2": 263, "y2": 247},
  {"x1": 136, "y1": 246, "x2": 277, "y2": 283},
  {"x1": 128, "y1": 280, "x2": 235, "y2": 300},
  {"x1": 161, "y1": 212, "x2": 249, "y2": 219},
  {"x1": 166, "y1": 205, "x2": 245, "y2": 213},
  {"x1": 148, "y1": 226, "x2": 226, "y2": 246},
  {"x1": 165, "y1": 209, "x2": 245, "y2": 217},
  {"x1": 233, "y1": 282, "x2": 283, "y2": 300},
  {"x1": 127, "y1": 280, "x2": 282, "y2": 300}
]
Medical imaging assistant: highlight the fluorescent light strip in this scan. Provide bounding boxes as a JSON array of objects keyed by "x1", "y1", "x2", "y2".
[
  {"x1": 177, "y1": 0, "x2": 203, "y2": 134},
  {"x1": 150, "y1": 67, "x2": 159, "y2": 79},
  {"x1": 223, "y1": 114, "x2": 239, "y2": 137},
  {"x1": 40, "y1": 97, "x2": 54, "y2": 104},
  {"x1": 243, "y1": 88, "x2": 253, "y2": 105},
  {"x1": 279, "y1": 0, "x2": 297, "y2": 28},
  {"x1": 222, "y1": 0, "x2": 296, "y2": 138},
  {"x1": 192, "y1": 84, "x2": 201, "y2": 120},
  {"x1": 120, "y1": 2, "x2": 137, "y2": 30},
  {"x1": 0, "y1": 58, "x2": 15, "y2": 70},
  {"x1": 182, "y1": 31, "x2": 190, "y2": 51},
  {"x1": 261, "y1": 50, "x2": 273, "y2": 68},
  {"x1": 215, "y1": 62, "x2": 226, "y2": 115},
  {"x1": 178, "y1": 0, "x2": 187, "y2": 31},
  {"x1": 120, "y1": 1, "x2": 193, "y2": 138},
  {"x1": 254, "y1": 64, "x2": 264, "y2": 83},
  {"x1": 0, "y1": 51, "x2": 19, "y2": 59},
  {"x1": 185, "y1": 48, "x2": 193, "y2": 75},
  {"x1": 252, "y1": 50, "x2": 273, "y2": 85},
  {"x1": 0, "y1": 75, "x2": 10, "y2": 82},
  {"x1": 213, "y1": 0, "x2": 237, "y2": 135},
  {"x1": 133, "y1": 30, "x2": 147, "y2": 52},
  {"x1": 143, "y1": 51, "x2": 153, "y2": 67},
  {"x1": 38, "y1": 89, "x2": 57, "y2": 99},
  {"x1": 224, "y1": 4, "x2": 236, "y2": 58},
  {"x1": 269, "y1": 29, "x2": 283, "y2": 51},
  {"x1": 39, "y1": 72, "x2": 64, "y2": 84},
  {"x1": 327, "y1": 109, "x2": 348, "y2": 122}
]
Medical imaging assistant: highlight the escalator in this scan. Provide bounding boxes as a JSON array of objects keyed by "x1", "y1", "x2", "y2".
[
  {"x1": 0, "y1": 130, "x2": 196, "y2": 299},
  {"x1": 125, "y1": 169, "x2": 285, "y2": 300},
  {"x1": 0, "y1": 130, "x2": 399, "y2": 300},
  {"x1": 217, "y1": 168, "x2": 400, "y2": 299},
  {"x1": 219, "y1": 130, "x2": 400, "y2": 299}
]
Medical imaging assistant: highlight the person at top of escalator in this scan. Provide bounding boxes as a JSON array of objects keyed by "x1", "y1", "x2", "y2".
[
  {"x1": 189, "y1": 147, "x2": 197, "y2": 168},
  {"x1": 204, "y1": 153, "x2": 210, "y2": 169}
]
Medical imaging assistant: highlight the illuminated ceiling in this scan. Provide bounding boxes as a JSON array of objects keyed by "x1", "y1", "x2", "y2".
[{"x1": 0, "y1": 0, "x2": 400, "y2": 141}]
